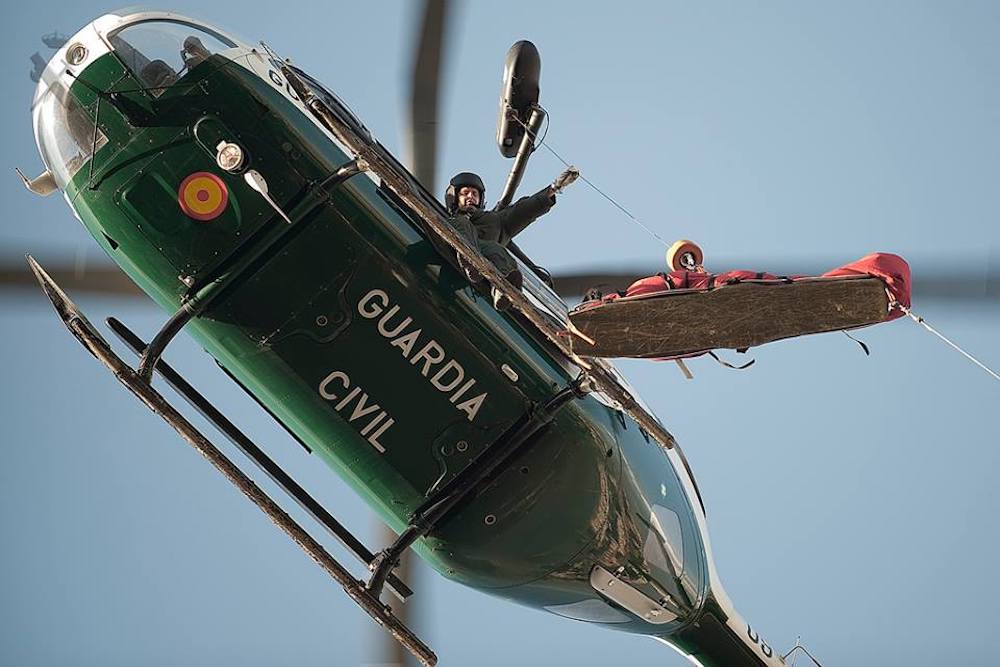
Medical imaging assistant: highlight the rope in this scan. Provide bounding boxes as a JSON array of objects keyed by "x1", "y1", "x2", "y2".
[
  {"x1": 892, "y1": 300, "x2": 1000, "y2": 382},
  {"x1": 510, "y1": 110, "x2": 672, "y2": 248}
]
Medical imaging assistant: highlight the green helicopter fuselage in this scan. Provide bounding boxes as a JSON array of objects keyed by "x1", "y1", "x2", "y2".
[{"x1": 30, "y1": 13, "x2": 783, "y2": 666}]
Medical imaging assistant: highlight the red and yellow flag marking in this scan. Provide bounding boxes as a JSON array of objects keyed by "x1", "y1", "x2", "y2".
[{"x1": 178, "y1": 172, "x2": 228, "y2": 221}]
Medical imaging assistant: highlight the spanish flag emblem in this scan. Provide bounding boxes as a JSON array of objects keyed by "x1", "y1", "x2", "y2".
[{"x1": 178, "y1": 171, "x2": 229, "y2": 221}]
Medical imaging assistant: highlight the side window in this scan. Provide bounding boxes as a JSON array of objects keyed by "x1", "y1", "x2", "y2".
[{"x1": 35, "y1": 80, "x2": 108, "y2": 188}]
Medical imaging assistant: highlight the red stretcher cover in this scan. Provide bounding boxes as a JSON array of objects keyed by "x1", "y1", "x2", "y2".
[{"x1": 599, "y1": 252, "x2": 911, "y2": 320}]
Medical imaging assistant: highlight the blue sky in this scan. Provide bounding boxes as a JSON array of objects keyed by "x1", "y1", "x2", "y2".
[{"x1": 2, "y1": 2, "x2": 998, "y2": 666}]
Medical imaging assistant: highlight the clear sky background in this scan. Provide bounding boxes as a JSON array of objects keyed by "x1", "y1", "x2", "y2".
[{"x1": 2, "y1": 2, "x2": 998, "y2": 666}]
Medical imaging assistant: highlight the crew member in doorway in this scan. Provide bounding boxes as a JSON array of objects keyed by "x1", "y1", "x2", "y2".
[{"x1": 446, "y1": 167, "x2": 579, "y2": 310}]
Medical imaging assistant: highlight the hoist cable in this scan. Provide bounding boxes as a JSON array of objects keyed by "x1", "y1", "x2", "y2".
[
  {"x1": 892, "y1": 300, "x2": 999, "y2": 381},
  {"x1": 512, "y1": 110, "x2": 672, "y2": 248}
]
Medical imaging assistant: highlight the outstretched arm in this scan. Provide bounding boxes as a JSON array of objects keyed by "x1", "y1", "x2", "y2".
[
  {"x1": 497, "y1": 186, "x2": 556, "y2": 241},
  {"x1": 497, "y1": 166, "x2": 580, "y2": 242}
]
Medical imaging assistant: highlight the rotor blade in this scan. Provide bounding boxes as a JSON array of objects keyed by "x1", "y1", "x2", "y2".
[
  {"x1": 0, "y1": 261, "x2": 143, "y2": 299},
  {"x1": 1, "y1": 254, "x2": 995, "y2": 305},
  {"x1": 366, "y1": 5, "x2": 450, "y2": 659},
  {"x1": 405, "y1": 0, "x2": 451, "y2": 193}
]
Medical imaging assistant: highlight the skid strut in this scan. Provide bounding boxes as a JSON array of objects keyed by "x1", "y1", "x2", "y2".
[
  {"x1": 26, "y1": 256, "x2": 436, "y2": 667},
  {"x1": 106, "y1": 317, "x2": 413, "y2": 602}
]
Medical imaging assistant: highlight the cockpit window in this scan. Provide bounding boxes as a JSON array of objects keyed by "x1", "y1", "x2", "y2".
[
  {"x1": 108, "y1": 20, "x2": 237, "y2": 95},
  {"x1": 35, "y1": 80, "x2": 108, "y2": 189}
]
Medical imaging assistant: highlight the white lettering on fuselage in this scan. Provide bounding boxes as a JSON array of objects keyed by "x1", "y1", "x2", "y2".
[
  {"x1": 357, "y1": 288, "x2": 488, "y2": 422},
  {"x1": 318, "y1": 370, "x2": 394, "y2": 453}
]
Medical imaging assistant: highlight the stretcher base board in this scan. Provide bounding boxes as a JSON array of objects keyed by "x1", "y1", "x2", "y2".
[{"x1": 568, "y1": 276, "x2": 889, "y2": 359}]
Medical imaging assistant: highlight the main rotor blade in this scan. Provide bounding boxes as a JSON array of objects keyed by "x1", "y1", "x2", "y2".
[
  {"x1": 0, "y1": 262, "x2": 143, "y2": 299},
  {"x1": 368, "y1": 5, "x2": 452, "y2": 661},
  {"x1": 405, "y1": 0, "x2": 451, "y2": 193},
  {"x1": 1, "y1": 255, "x2": 994, "y2": 305}
]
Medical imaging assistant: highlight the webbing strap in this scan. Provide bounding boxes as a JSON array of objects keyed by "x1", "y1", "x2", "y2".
[
  {"x1": 707, "y1": 350, "x2": 755, "y2": 370},
  {"x1": 842, "y1": 330, "x2": 871, "y2": 356}
]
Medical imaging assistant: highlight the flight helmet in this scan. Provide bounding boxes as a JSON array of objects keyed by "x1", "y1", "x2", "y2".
[{"x1": 445, "y1": 172, "x2": 486, "y2": 213}]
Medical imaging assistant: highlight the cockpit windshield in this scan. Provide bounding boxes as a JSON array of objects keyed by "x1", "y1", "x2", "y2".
[
  {"x1": 34, "y1": 80, "x2": 107, "y2": 189},
  {"x1": 108, "y1": 20, "x2": 237, "y2": 95}
]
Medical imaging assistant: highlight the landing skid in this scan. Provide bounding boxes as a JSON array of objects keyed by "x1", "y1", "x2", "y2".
[
  {"x1": 26, "y1": 256, "x2": 437, "y2": 667},
  {"x1": 569, "y1": 276, "x2": 890, "y2": 359}
]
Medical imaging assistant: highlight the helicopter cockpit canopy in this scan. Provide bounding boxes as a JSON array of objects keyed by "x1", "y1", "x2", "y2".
[
  {"x1": 107, "y1": 20, "x2": 238, "y2": 95},
  {"x1": 32, "y1": 13, "x2": 246, "y2": 191}
]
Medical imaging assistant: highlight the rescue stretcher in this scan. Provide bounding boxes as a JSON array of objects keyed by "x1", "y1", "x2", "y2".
[{"x1": 568, "y1": 252, "x2": 911, "y2": 360}]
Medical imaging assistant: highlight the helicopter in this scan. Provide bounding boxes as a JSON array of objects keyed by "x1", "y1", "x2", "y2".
[{"x1": 12, "y1": 3, "x2": 998, "y2": 667}]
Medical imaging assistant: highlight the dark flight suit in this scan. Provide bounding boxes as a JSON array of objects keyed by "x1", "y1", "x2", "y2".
[{"x1": 449, "y1": 187, "x2": 556, "y2": 276}]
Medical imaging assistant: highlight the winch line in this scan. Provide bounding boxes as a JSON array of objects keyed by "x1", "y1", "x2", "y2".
[
  {"x1": 892, "y1": 301, "x2": 999, "y2": 382},
  {"x1": 512, "y1": 110, "x2": 672, "y2": 249}
]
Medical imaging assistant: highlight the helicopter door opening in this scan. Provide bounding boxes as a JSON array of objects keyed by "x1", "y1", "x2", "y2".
[
  {"x1": 107, "y1": 20, "x2": 239, "y2": 96},
  {"x1": 513, "y1": 253, "x2": 570, "y2": 323}
]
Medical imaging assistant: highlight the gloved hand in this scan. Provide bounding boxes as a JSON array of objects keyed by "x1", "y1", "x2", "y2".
[{"x1": 551, "y1": 166, "x2": 580, "y2": 194}]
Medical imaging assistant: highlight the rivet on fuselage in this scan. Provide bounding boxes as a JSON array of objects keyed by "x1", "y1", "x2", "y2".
[
  {"x1": 440, "y1": 443, "x2": 454, "y2": 456},
  {"x1": 484, "y1": 514, "x2": 497, "y2": 526},
  {"x1": 501, "y1": 364, "x2": 518, "y2": 382},
  {"x1": 456, "y1": 440, "x2": 469, "y2": 452},
  {"x1": 315, "y1": 315, "x2": 329, "y2": 327}
]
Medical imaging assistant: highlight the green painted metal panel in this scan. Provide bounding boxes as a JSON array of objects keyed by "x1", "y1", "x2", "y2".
[{"x1": 60, "y1": 44, "x2": 710, "y2": 616}]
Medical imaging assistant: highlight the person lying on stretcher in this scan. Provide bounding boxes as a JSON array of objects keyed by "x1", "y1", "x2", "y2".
[
  {"x1": 568, "y1": 243, "x2": 911, "y2": 361},
  {"x1": 580, "y1": 241, "x2": 910, "y2": 316}
]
